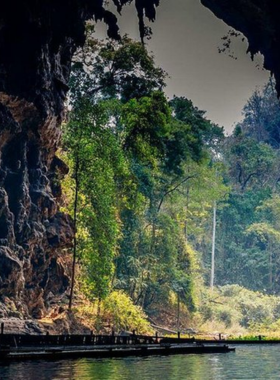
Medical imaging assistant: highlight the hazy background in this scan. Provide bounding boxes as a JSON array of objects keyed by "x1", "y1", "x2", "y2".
[{"x1": 96, "y1": 0, "x2": 270, "y2": 133}]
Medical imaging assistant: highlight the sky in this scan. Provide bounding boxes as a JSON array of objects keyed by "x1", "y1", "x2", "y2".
[{"x1": 96, "y1": 0, "x2": 270, "y2": 133}]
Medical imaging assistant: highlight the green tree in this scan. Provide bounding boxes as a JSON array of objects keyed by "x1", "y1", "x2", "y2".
[
  {"x1": 211, "y1": 89, "x2": 280, "y2": 291},
  {"x1": 116, "y1": 97, "x2": 227, "y2": 310},
  {"x1": 224, "y1": 132, "x2": 278, "y2": 192},
  {"x1": 63, "y1": 99, "x2": 128, "y2": 305},
  {"x1": 70, "y1": 34, "x2": 166, "y2": 104},
  {"x1": 240, "y1": 78, "x2": 280, "y2": 148},
  {"x1": 65, "y1": 35, "x2": 230, "y2": 320}
]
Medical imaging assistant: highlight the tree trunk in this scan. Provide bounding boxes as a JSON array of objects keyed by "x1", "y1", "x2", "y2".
[
  {"x1": 68, "y1": 157, "x2": 79, "y2": 310},
  {"x1": 177, "y1": 293, "x2": 180, "y2": 332},
  {"x1": 210, "y1": 201, "x2": 217, "y2": 290}
]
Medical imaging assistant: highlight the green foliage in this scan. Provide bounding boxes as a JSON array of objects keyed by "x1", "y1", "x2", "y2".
[
  {"x1": 73, "y1": 291, "x2": 152, "y2": 334},
  {"x1": 64, "y1": 33, "x2": 280, "y2": 335},
  {"x1": 70, "y1": 35, "x2": 166, "y2": 104},
  {"x1": 206, "y1": 81, "x2": 280, "y2": 293},
  {"x1": 62, "y1": 99, "x2": 129, "y2": 300},
  {"x1": 213, "y1": 188, "x2": 273, "y2": 289},
  {"x1": 61, "y1": 29, "x2": 280, "y2": 335},
  {"x1": 63, "y1": 34, "x2": 235, "y2": 329},
  {"x1": 121, "y1": 91, "x2": 171, "y2": 164},
  {"x1": 169, "y1": 97, "x2": 224, "y2": 168},
  {"x1": 102, "y1": 291, "x2": 153, "y2": 334},
  {"x1": 224, "y1": 133, "x2": 278, "y2": 192},
  {"x1": 198, "y1": 285, "x2": 280, "y2": 332},
  {"x1": 239, "y1": 78, "x2": 280, "y2": 148}
]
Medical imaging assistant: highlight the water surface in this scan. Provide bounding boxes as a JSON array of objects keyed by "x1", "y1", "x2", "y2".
[{"x1": 1, "y1": 345, "x2": 280, "y2": 379}]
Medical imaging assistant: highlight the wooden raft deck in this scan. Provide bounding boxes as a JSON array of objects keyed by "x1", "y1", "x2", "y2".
[
  {"x1": 0, "y1": 344, "x2": 235, "y2": 361},
  {"x1": 0, "y1": 331, "x2": 235, "y2": 361}
]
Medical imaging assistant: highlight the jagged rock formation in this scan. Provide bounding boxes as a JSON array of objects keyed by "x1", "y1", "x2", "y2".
[
  {"x1": 201, "y1": 1, "x2": 280, "y2": 95},
  {"x1": 0, "y1": 1, "x2": 159, "y2": 319},
  {"x1": 0, "y1": 0, "x2": 279, "y2": 319},
  {"x1": 0, "y1": 2, "x2": 78, "y2": 318}
]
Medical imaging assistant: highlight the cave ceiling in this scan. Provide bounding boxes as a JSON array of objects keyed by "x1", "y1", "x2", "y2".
[{"x1": 201, "y1": 0, "x2": 280, "y2": 94}]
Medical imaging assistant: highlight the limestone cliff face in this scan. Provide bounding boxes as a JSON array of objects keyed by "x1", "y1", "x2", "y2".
[
  {"x1": 0, "y1": 0, "x2": 279, "y2": 319},
  {"x1": 0, "y1": 2, "x2": 84, "y2": 318},
  {"x1": 0, "y1": 0, "x2": 160, "y2": 319}
]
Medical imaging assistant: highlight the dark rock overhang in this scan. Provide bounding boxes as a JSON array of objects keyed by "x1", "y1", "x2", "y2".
[{"x1": 201, "y1": 0, "x2": 280, "y2": 94}]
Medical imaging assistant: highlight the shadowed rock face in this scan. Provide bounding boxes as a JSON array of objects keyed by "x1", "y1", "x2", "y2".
[
  {"x1": 201, "y1": 0, "x2": 280, "y2": 94},
  {"x1": 0, "y1": 0, "x2": 160, "y2": 318},
  {"x1": 0, "y1": 2, "x2": 85, "y2": 318},
  {"x1": 0, "y1": 0, "x2": 279, "y2": 318}
]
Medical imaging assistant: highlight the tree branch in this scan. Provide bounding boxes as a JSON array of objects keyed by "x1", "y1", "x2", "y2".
[
  {"x1": 242, "y1": 172, "x2": 258, "y2": 191},
  {"x1": 157, "y1": 175, "x2": 196, "y2": 212}
]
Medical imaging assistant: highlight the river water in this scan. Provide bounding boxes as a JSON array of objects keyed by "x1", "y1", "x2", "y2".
[{"x1": 0, "y1": 345, "x2": 280, "y2": 379}]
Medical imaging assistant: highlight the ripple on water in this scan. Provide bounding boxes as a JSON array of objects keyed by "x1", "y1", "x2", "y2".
[{"x1": 1, "y1": 345, "x2": 280, "y2": 380}]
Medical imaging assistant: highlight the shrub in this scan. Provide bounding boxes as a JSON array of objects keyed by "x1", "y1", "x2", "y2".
[{"x1": 102, "y1": 291, "x2": 153, "y2": 334}]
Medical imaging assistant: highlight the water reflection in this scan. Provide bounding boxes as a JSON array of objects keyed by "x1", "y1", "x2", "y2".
[{"x1": 1, "y1": 346, "x2": 280, "y2": 379}]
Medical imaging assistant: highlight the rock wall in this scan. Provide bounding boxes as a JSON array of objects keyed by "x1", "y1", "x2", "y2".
[
  {"x1": 0, "y1": 2, "x2": 80, "y2": 318},
  {"x1": 0, "y1": 0, "x2": 160, "y2": 319}
]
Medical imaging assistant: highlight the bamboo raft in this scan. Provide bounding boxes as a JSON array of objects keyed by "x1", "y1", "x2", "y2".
[
  {"x1": 0, "y1": 328, "x2": 235, "y2": 361},
  {"x1": 0, "y1": 343, "x2": 235, "y2": 361},
  {"x1": 162, "y1": 337, "x2": 280, "y2": 345}
]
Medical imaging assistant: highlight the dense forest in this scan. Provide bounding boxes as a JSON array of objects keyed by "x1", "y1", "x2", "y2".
[{"x1": 59, "y1": 32, "x2": 280, "y2": 336}]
